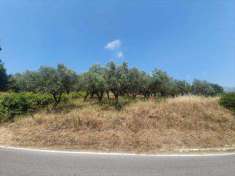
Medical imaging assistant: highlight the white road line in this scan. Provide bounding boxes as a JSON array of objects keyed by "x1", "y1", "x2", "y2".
[{"x1": 1, "y1": 145, "x2": 235, "y2": 157}]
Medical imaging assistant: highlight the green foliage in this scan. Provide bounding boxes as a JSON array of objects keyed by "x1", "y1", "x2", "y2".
[
  {"x1": 0, "y1": 60, "x2": 8, "y2": 91},
  {"x1": 5, "y1": 61, "x2": 224, "y2": 106},
  {"x1": 192, "y1": 80, "x2": 223, "y2": 96},
  {"x1": 9, "y1": 62, "x2": 225, "y2": 101},
  {"x1": 105, "y1": 62, "x2": 129, "y2": 100},
  {"x1": 2, "y1": 43, "x2": 227, "y2": 120},
  {"x1": 9, "y1": 65, "x2": 78, "y2": 106},
  {"x1": 68, "y1": 92, "x2": 85, "y2": 99},
  {"x1": 81, "y1": 65, "x2": 107, "y2": 101},
  {"x1": 37, "y1": 66, "x2": 65, "y2": 106},
  {"x1": 151, "y1": 69, "x2": 172, "y2": 96},
  {"x1": 127, "y1": 68, "x2": 143, "y2": 97},
  {"x1": 220, "y1": 93, "x2": 235, "y2": 112},
  {"x1": 0, "y1": 93, "x2": 54, "y2": 122},
  {"x1": 57, "y1": 64, "x2": 78, "y2": 94},
  {"x1": 8, "y1": 71, "x2": 40, "y2": 92},
  {"x1": 210, "y1": 83, "x2": 224, "y2": 95},
  {"x1": 138, "y1": 72, "x2": 152, "y2": 98},
  {"x1": 173, "y1": 80, "x2": 191, "y2": 96}
]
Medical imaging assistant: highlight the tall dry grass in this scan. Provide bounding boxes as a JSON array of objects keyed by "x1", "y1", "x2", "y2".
[{"x1": 1, "y1": 96, "x2": 235, "y2": 153}]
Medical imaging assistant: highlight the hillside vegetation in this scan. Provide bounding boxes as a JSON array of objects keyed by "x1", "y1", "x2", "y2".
[
  {"x1": 0, "y1": 59, "x2": 234, "y2": 153},
  {"x1": 0, "y1": 61, "x2": 225, "y2": 122},
  {"x1": 1, "y1": 96, "x2": 235, "y2": 153}
]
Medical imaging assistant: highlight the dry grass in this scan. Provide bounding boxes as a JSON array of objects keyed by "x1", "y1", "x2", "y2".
[{"x1": 1, "y1": 96, "x2": 235, "y2": 153}]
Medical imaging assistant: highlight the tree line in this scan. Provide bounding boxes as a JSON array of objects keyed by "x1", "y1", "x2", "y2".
[{"x1": 0, "y1": 59, "x2": 224, "y2": 106}]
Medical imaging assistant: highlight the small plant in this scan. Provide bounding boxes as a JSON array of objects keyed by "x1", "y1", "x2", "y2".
[
  {"x1": 114, "y1": 98, "x2": 129, "y2": 111},
  {"x1": 114, "y1": 101, "x2": 124, "y2": 111},
  {"x1": 220, "y1": 93, "x2": 235, "y2": 112}
]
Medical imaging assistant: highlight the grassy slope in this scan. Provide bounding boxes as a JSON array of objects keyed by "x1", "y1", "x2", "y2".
[{"x1": 0, "y1": 96, "x2": 235, "y2": 153}]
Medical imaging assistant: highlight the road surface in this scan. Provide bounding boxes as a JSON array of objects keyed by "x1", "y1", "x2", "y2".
[{"x1": 0, "y1": 147, "x2": 235, "y2": 176}]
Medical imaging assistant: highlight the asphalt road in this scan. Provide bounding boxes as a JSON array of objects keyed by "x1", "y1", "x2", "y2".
[{"x1": 0, "y1": 147, "x2": 235, "y2": 176}]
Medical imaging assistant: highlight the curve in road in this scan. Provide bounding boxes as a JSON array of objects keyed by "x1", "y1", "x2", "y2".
[{"x1": 0, "y1": 147, "x2": 235, "y2": 176}]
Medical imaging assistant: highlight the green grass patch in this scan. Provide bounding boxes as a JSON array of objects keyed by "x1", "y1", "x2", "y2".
[{"x1": 220, "y1": 92, "x2": 235, "y2": 112}]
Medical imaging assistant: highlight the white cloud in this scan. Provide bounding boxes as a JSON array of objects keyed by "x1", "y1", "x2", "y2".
[
  {"x1": 116, "y1": 51, "x2": 124, "y2": 58},
  {"x1": 105, "y1": 39, "x2": 125, "y2": 60},
  {"x1": 105, "y1": 39, "x2": 121, "y2": 50}
]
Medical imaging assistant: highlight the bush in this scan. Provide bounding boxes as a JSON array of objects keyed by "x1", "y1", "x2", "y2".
[
  {"x1": 0, "y1": 93, "x2": 55, "y2": 122},
  {"x1": 220, "y1": 93, "x2": 235, "y2": 112},
  {"x1": 67, "y1": 92, "x2": 85, "y2": 99}
]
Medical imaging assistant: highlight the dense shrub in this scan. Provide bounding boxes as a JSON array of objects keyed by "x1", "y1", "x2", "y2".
[
  {"x1": 220, "y1": 93, "x2": 235, "y2": 112},
  {"x1": 0, "y1": 93, "x2": 55, "y2": 121},
  {"x1": 0, "y1": 60, "x2": 8, "y2": 91}
]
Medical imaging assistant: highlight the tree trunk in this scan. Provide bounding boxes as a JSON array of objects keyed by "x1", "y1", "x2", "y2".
[
  {"x1": 84, "y1": 91, "x2": 89, "y2": 101},
  {"x1": 52, "y1": 93, "x2": 62, "y2": 108},
  {"x1": 132, "y1": 94, "x2": 137, "y2": 99},
  {"x1": 90, "y1": 92, "x2": 94, "y2": 99},
  {"x1": 114, "y1": 93, "x2": 119, "y2": 102},
  {"x1": 97, "y1": 92, "x2": 104, "y2": 102},
  {"x1": 106, "y1": 91, "x2": 110, "y2": 100}
]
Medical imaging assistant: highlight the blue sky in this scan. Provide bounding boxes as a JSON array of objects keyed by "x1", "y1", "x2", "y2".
[{"x1": 0, "y1": 0, "x2": 234, "y2": 87}]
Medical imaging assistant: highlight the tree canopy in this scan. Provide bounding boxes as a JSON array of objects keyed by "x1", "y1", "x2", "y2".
[
  {"x1": 4, "y1": 61, "x2": 224, "y2": 104},
  {"x1": 0, "y1": 48, "x2": 8, "y2": 91}
]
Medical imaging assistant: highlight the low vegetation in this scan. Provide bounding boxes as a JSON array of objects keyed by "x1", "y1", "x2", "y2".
[
  {"x1": 220, "y1": 93, "x2": 235, "y2": 112},
  {"x1": 0, "y1": 92, "x2": 67, "y2": 122},
  {"x1": 0, "y1": 96, "x2": 235, "y2": 153}
]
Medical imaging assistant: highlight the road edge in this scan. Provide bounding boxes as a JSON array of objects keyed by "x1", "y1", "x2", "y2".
[{"x1": 1, "y1": 145, "x2": 235, "y2": 157}]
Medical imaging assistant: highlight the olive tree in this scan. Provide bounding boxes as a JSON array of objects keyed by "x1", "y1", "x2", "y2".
[
  {"x1": 127, "y1": 68, "x2": 141, "y2": 98},
  {"x1": 210, "y1": 83, "x2": 224, "y2": 95},
  {"x1": 174, "y1": 80, "x2": 191, "y2": 96},
  {"x1": 9, "y1": 71, "x2": 40, "y2": 92},
  {"x1": 81, "y1": 65, "x2": 107, "y2": 102},
  {"x1": 138, "y1": 71, "x2": 152, "y2": 98},
  {"x1": 105, "y1": 62, "x2": 129, "y2": 101},
  {"x1": 37, "y1": 65, "x2": 78, "y2": 106},
  {"x1": 192, "y1": 80, "x2": 215, "y2": 96},
  {"x1": 127, "y1": 68, "x2": 152, "y2": 98},
  {"x1": 10, "y1": 65, "x2": 78, "y2": 106},
  {"x1": 57, "y1": 64, "x2": 78, "y2": 94},
  {"x1": 37, "y1": 66, "x2": 65, "y2": 106},
  {"x1": 151, "y1": 69, "x2": 171, "y2": 96}
]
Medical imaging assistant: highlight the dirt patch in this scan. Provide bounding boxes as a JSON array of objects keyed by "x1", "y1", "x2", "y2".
[{"x1": 0, "y1": 126, "x2": 14, "y2": 145}]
